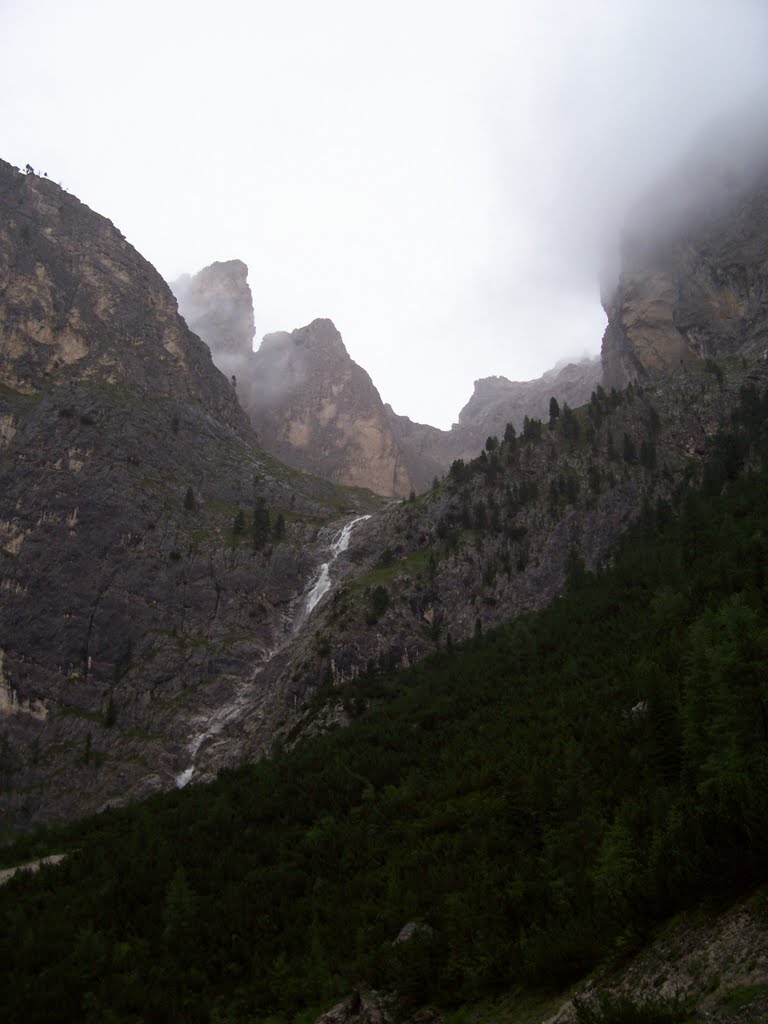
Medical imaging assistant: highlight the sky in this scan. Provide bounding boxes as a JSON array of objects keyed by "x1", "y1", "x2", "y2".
[{"x1": 2, "y1": 1, "x2": 768, "y2": 428}]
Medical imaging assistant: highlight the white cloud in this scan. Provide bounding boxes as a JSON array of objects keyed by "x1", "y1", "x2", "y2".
[{"x1": 2, "y1": 0, "x2": 767, "y2": 426}]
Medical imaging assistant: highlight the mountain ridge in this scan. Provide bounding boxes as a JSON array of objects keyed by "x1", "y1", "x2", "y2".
[{"x1": 172, "y1": 259, "x2": 602, "y2": 493}]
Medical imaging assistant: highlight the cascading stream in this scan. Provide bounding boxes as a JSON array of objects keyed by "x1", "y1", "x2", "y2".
[
  {"x1": 175, "y1": 653, "x2": 274, "y2": 789},
  {"x1": 298, "y1": 514, "x2": 371, "y2": 623},
  {"x1": 175, "y1": 513, "x2": 371, "y2": 788}
]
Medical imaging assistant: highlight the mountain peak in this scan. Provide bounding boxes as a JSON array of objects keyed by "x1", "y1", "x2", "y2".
[
  {"x1": 260, "y1": 318, "x2": 346, "y2": 357},
  {"x1": 248, "y1": 318, "x2": 414, "y2": 497},
  {"x1": 172, "y1": 260, "x2": 255, "y2": 379},
  {"x1": 0, "y1": 160, "x2": 247, "y2": 434}
]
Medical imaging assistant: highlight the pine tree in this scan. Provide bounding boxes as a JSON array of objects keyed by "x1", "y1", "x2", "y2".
[
  {"x1": 273, "y1": 512, "x2": 286, "y2": 540},
  {"x1": 252, "y1": 498, "x2": 270, "y2": 550}
]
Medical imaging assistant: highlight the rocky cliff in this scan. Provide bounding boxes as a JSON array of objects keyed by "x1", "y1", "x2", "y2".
[
  {"x1": 0, "y1": 161, "x2": 377, "y2": 830},
  {"x1": 173, "y1": 262, "x2": 416, "y2": 499},
  {"x1": 455, "y1": 359, "x2": 601, "y2": 443},
  {"x1": 0, "y1": 168, "x2": 248, "y2": 432},
  {"x1": 172, "y1": 259, "x2": 256, "y2": 384},
  {"x1": 246, "y1": 318, "x2": 416, "y2": 498},
  {"x1": 601, "y1": 141, "x2": 768, "y2": 388}
]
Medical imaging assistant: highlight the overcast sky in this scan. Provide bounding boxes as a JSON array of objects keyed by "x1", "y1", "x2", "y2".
[{"x1": 3, "y1": 1, "x2": 768, "y2": 427}]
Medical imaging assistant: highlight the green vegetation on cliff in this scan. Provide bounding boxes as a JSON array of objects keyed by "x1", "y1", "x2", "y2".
[{"x1": 2, "y1": 384, "x2": 768, "y2": 1023}]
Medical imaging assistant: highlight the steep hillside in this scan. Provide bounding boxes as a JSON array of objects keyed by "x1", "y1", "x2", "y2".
[
  {"x1": 261, "y1": 358, "x2": 767, "y2": 752},
  {"x1": 0, "y1": 161, "x2": 377, "y2": 829},
  {"x1": 3, "y1": 386, "x2": 768, "y2": 1022}
]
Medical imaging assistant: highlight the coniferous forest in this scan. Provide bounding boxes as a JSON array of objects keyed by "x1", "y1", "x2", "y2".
[{"x1": 2, "y1": 383, "x2": 768, "y2": 1022}]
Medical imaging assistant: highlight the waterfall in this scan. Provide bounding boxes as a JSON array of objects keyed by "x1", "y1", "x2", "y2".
[
  {"x1": 174, "y1": 681, "x2": 263, "y2": 789},
  {"x1": 175, "y1": 513, "x2": 370, "y2": 788},
  {"x1": 295, "y1": 514, "x2": 371, "y2": 627}
]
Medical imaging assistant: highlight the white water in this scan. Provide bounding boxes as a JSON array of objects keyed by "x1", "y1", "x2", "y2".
[
  {"x1": 296, "y1": 514, "x2": 370, "y2": 625},
  {"x1": 175, "y1": 647, "x2": 277, "y2": 788},
  {"x1": 303, "y1": 563, "x2": 332, "y2": 618},
  {"x1": 175, "y1": 514, "x2": 370, "y2": 789},
  {"x1": 175, "y1": 766, "x2": 195, "y2": 788}
]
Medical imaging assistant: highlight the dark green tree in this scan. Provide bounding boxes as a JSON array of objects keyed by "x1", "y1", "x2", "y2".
[
  {"x1": 162, "y1": 865, "x2": 195, "y2": 946},
  {"x1": 252, "y1": 498, "x2": 270, "y2": 550},
  {"x1": 561, "y1": 404, "x2": 580, "y2": 441},
  {"x1": 623, "y1": 433, "x2": 637, "y2": 464},
  {"x1": 103, "y1": 694, "x2": 116, "y2": 728},
  {"x1": 366, "y1": 585, "x2": 390, "y2": 624}
]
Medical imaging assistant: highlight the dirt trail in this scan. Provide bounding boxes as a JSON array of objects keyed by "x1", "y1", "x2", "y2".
[{"x1": 0, "y1": 853, "x2": 67, "y2": 886}]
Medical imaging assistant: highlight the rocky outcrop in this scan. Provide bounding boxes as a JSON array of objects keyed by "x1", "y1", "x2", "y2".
[
  {"x1": 386, "y1": 357, "x2": 602, "y2": 487},
  {"x1": 172, "y1": 259, "x2": 256, "y2": 383},
  {"x1": 602, "y1": 146, "x2": 768, "y2": 388},
  {"x1": 547, "y1": 889, "x2": 768, "y2": 1024},
  {"x1": 452, "y1": 357, "x2": 601, "y2": 453},
  {"x1": 315, "y1": 989, "x2": 394, "y2": 1024},
  {"x1": 246, "y1": 319, "x2": 415, "y2": 498}
]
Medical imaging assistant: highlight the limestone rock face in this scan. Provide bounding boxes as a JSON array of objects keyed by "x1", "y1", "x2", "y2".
[
  {"x1": 383, "y1": 407, "x2": 450, "y2": 491},
  {"x1": 601, "y1": 154, "x2": 768, "y2": 388},
  {"x1": 172, "y1": 259, "x2": 255, "y2": 383},
  {"x1": 0, "y1": 163, "x2": 248, "y2": 433},
  {"x1": 246, "y1": 319, "x2": 415, "y2": 498},
  {"x1": 454, "y1": 358, "x2": 602, "y2": 451}
]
